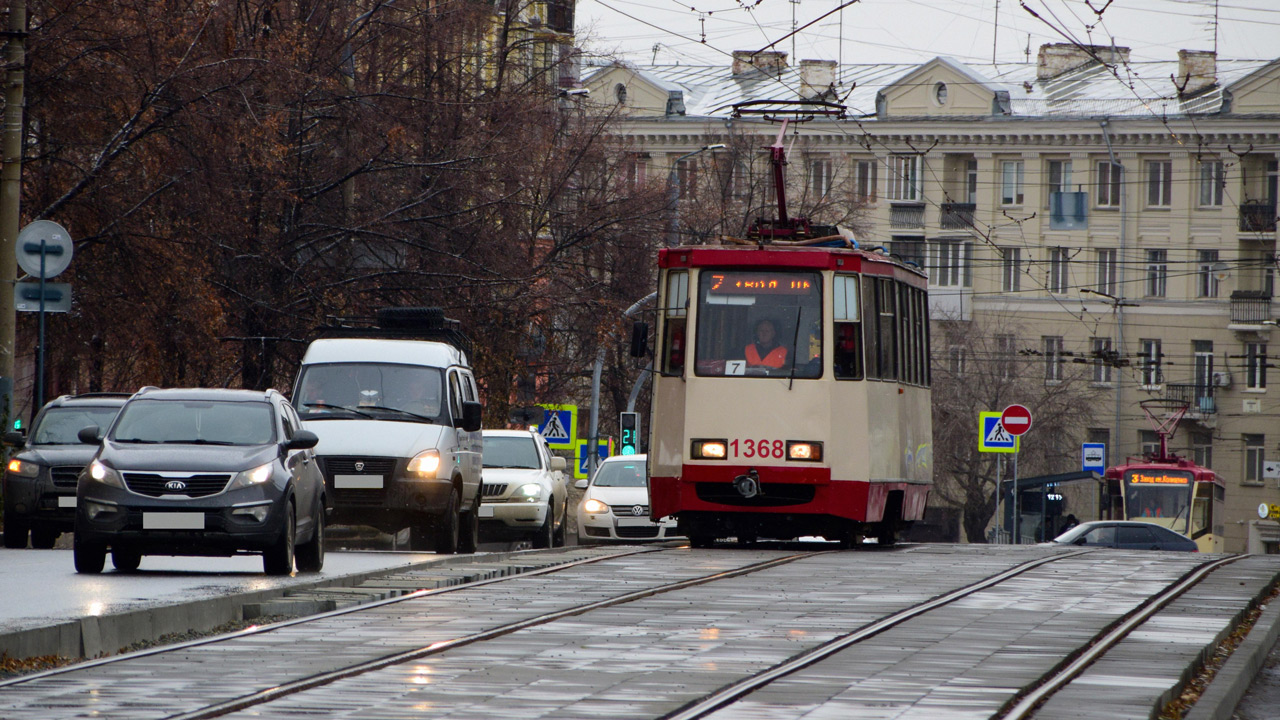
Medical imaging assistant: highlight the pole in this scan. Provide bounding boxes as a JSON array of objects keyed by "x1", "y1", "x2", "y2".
[
  {"x1": 0, "y1": 0, "x2": 27, "y2": 399},
  {"x1": 35, "y1": 241, "x2": 43, "y2": 409},
  {"x1": 586, "y1": 345, "x2": 604, "y2": 480},
  {"x1": 994, "y1": 454, "x2": 1002, "y2": 543},
  {"x1": 1013, "y1": 450, "x2": 1020, "y2": 544}
]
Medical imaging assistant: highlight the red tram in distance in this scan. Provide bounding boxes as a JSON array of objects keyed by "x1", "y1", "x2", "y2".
[{"x1": 646, "y1": 242, "x2": 933, "y2": 547}]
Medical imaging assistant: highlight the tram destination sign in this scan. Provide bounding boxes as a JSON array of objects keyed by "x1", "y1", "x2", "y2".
[{"x1": 1127, "y1": 471, "x2": 1192, "y2": 485}]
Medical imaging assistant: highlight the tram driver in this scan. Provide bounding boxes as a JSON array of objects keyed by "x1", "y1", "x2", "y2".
[{"x1": 745, "y1": 318, "x2": 788, "y2": 369}]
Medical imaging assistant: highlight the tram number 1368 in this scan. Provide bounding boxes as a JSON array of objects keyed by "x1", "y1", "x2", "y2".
[{"x1": 730, "y1": 439, "x2": 786, "y2": 459}]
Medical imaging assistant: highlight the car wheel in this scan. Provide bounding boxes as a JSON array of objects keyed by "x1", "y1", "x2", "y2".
[
  {"x1": 111, "y1": 547, "x2": 142, "y2": 572},
  {"x1": 295, "y1": 498, "x2": 326, "y2": 573},
  {"x1": 263, "y1": 502, "x2": 296, "y2": 576},
  {"x1": 3, "y1": 512, "x2": 29, "y2": 549},
  {"x1": 434, "y1": 489, "x2": 460, "y2": 554},
  {"x1": 552, "y1": 498, "x2": 566, "y2": 548},
  {"x1": 457, "y1": 488, "x2": 480, "y2": 555},
  {"x1": 531, "y1": 507, "x2": 553, "y2": 549},
  {"x1": 74, "y1": 535, "x2": 106, "y2": 574},
  {"x1": 30, "y1": 527, "x2": 58, "y2": 549}
]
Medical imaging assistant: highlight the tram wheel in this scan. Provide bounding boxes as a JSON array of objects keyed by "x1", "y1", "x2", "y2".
[
  {"x1": 689, "y1": 534, "x2": 715, "y2": 549},
  {"x1": 875, "y1": 522, "x2": 898, "y2": 547}
]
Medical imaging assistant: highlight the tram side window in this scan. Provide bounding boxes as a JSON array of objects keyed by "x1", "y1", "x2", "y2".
[
  {"x1": 871, "y1": 278, "x2": 898, "y2": 380},
  {"x1": 834, "y1": 275, "x2": 862, "y2": 380},
  {"x1": 661, "y1": 271, "x2": 688, "y2": 375}
]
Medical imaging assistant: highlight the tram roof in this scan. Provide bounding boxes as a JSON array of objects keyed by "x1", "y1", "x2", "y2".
[
  {"x1": 1105, "y1": 458, "x2": 1224, "y2": 485},
  {"x1": 658, "y1": 245, "x2": 928, "y2": 286}
]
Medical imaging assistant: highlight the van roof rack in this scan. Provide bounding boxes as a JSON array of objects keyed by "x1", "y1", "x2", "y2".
[{"x1": 316, "y1": 307, "x2": 474, "y2": 358}]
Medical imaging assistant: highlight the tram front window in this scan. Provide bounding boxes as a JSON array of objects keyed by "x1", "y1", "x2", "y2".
[
  {"x1": 1123, "y1": 469, "x2": 1194, "y2": 529},
  {"x1": 694, "y1": 270, "x2": 822, "y2": 378}
]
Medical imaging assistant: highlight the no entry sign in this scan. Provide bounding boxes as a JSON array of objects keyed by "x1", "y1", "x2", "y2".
[{"x1": 1000, "y1": 404, "x2": 1033, "y2": 436}]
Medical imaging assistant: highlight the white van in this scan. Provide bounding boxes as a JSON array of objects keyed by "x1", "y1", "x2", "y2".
[{"x1": 291, "y1": 310, "x2": 483, "y2": 553}]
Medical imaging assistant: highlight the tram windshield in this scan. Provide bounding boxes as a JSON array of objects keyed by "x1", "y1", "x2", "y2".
[
  {"x1": 694, "y1": 270, "x2": 822, "y2": 378},
  {"x1": 1123, "y1": 469, "x2": 1194, "y2": 531}
]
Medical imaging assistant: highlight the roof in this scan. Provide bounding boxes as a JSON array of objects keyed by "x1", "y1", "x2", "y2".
[
  {"x1": 301, "y1": 338, "x2": 466, "y2": 369},
  {"x1": 131, "y1": 388, "x2": 277, "y2": 403},
  {"x1": 46, "y1": 393, "x2": 131, "y2": 408}
]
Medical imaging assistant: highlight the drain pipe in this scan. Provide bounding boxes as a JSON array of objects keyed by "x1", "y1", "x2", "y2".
[{"x1": 1100, "y1": 119, "x2": 1125, "y2": 513}]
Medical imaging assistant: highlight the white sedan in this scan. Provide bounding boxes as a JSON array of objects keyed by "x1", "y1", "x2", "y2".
[
  {"x1": 576, "y1": 454, "x2": 682, "y2": 543},
  {"x1": 479, "y1": 430, "x2": 569, "y2": 547}
]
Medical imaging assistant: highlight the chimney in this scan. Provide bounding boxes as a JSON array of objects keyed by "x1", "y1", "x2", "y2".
[
  {"x1": 732, "y1": 50, "x2": 789, "y2": 77},
  {"x1": 1036, "y1": 42, "x2": 1130, "y2": 80},
  {"x1": 1176, "y1": 50, "x2": 1217, "y2": 97},
  {"x1": 799, "y1": 59, "x2": 838, "y2": 99}
]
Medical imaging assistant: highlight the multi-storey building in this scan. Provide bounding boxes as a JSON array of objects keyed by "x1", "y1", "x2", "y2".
[{"x1": 584, "y1": 44, "x2": 1280, "y2": 552}]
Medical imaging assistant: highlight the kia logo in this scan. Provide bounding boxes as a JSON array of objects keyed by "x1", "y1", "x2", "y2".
[
  {"x1": 165, "y1": 480, "x2": 188, "y2": 491},
  {"x1": 354, "y1": 461, "x2": 365, "y2": 472},
  {"x1": 632, "y1": 505, "x2": 645, "y2": 517}
]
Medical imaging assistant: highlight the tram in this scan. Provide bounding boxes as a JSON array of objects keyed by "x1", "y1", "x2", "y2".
[
  {"x1": 645, "y1": 112, "x2": 932, "y2": 548},
  {"x1": 1102, "y1": 400, "x2": 1225, "y2": 553}
]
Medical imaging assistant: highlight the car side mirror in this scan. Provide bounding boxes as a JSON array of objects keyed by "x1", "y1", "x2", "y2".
[
  {"x1": 2, "y1": 430, "x2": 25, "y2": 447},
  {"x1": 78, "y1": 426, "x2": 102, "y2": 444},
  {"x1": 574, "y1": 479, "x2": 588, "y2": 490},
  {"x1": 630, "y1": 321, "x2": 649, "y2": 358},
  {"x1": 284, "y1": 429, "x2": 319, "y2": 451},
  {"x1": 550, "y1": 456, "x2": 567, "y2": 472},
  {"x1": 460, "y1": 401, "x2": 483, "y2": 432}
]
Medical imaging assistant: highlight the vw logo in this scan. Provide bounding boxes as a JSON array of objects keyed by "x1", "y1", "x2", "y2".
[
  {"x1": 631, "y1": 505, "x2": 645, "y2": 517},
  {"x1": 354, "y1": 461, "x2": 365, "y2": 472},
  {"x1": 165, "y1": 480, "x2": 188, "y2": 491}
]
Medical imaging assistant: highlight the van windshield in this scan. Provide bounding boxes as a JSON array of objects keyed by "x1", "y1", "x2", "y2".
[{"x1": 294, "y1": 363, "x2": 445, "y2": 423}]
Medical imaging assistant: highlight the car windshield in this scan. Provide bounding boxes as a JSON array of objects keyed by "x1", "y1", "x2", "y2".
[
  {"x1": 32, "y1": 406, "x2": 121, "y2": 444},
  {"x1": 1052, "y1": 524, "x2": 1095, "y2": 544},
  {"x1": 294, "y1": 363, "x2": 444, "y2": 422},
  {"x1": 111, "y1": 400, "x2": 276, "y2": 446},
  {"x1": 483, "y1": 436, "x2": 540, "y2": 469},
  {"x1": 593, "y1": 461, "x2": 647, "y2": 487}
]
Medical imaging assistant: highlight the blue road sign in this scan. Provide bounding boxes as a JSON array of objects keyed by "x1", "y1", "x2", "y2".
[
  {"x1": 536, "y1": 404, "x2": 577, "y2": 449},
  {"x1": 574, "y1": 439, "x2": 611, "y2": 479},
  {"x1": 1082, "y1": 443, "x2": 1106, "y2": 473},
  {"x1": 978, "y1": 412, "x2": 1019, "y2": 453}
]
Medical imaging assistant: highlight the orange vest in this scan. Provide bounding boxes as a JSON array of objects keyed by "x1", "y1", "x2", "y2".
[{"x1": 746, "y1": 344, "x2": 787, "y2": 368}]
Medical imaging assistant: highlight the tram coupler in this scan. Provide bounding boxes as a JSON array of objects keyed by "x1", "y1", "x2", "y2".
[{"x1": 733, "y1": 469, "x2": 762, "y2": 499}]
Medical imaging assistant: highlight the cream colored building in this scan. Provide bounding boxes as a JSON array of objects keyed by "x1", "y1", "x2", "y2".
[{"x1": 584, "y1": 45, "x2": 1280, "y2": 552}]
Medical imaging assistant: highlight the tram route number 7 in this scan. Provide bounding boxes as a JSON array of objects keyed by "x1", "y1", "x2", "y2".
[{"x1": 730, "y1": 439, "x2": 788, "y2": 459}]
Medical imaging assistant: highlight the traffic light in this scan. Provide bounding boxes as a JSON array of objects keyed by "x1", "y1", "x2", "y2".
[{"x1": 619, "y1": 412, "x2": 640, "y2": 455}]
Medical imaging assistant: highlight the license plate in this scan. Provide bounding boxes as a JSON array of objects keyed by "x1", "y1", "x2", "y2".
[
  {"x1": 143, "y1": 512, "x2": 204, "y2": 530},
  {"x1": 615, "y1": 517, "x2": 654, "y2": 528},
  {"x1": 335, "y1": 475, "x2": 383, "y2": 489},
  {"x1": 478, "y1": 505, "x2": 494, "y2": 518},
  {"x1": 58, "y1": 496, "x2": 77, "y2": 508}
]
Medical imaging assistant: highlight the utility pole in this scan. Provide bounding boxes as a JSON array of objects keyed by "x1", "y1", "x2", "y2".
[{"x1": 0, "y1": 0, "x2": 27, "y2": 418}]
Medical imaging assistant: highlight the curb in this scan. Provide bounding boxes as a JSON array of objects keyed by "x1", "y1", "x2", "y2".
[{"x1": 1187, "y1": 600, "x2": 1280, "y2": 720}]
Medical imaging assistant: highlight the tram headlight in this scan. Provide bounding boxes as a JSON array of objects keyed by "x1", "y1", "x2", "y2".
[
  {"x1": 691, "y1": 440, "x2": 727, "y2": 460},
  {"x1": 786, "y1": 441, "x2": 823, "y2": 462}
]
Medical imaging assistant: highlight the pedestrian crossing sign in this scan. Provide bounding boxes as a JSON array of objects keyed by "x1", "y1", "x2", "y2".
[
  {"x1": 978, "y1": 411, "x2": 1019, "y2": 453},
  {"x1": 534, "y1": 404, "x2": 577, "y2": 449},
  {"x1": 574, "y1": 438, "x2": 613, "y2": 479}
]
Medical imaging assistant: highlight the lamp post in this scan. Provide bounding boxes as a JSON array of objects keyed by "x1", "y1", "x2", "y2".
[{"x1": 664, "y1": 144, "x2": 725, "y2": 247}]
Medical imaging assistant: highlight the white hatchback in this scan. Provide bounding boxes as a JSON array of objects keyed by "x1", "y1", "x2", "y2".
[
  {"x1": 575, "y1": 454, "x2": 682, "y2": 543},
  {"x1": 479, "y1": 430, "x2": 569, "y2": 547}
]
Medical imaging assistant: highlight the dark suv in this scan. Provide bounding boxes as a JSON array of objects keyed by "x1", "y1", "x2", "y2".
[
  {"x1": 74, "y1": 387, "x2": 326, "y2": 575},
  {"x1": 3, "y1": 393, "x2": 129, "y2": 549}
]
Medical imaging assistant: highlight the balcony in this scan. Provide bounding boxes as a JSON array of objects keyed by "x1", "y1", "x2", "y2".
[
  {"x1": 940, "y1": 203, "x2": 975, "y2": 229},
  {"x1": 1230, "y1": 290, "x2": 1273, "y2": 325},
  {"x1": 1239, "y1": 201, "x2": 1277, "y2": 233},
  {"x1": 890, "y1": 203, "x2": 925, "y2": 229},
  {"x1": 1164, "y1": 383, "x2": 1216, "y2": 416}
]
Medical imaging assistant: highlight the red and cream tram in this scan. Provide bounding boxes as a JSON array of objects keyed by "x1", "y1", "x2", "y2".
[{"x1": 646, "y1": 243, "x2": 932, "y2": 547}]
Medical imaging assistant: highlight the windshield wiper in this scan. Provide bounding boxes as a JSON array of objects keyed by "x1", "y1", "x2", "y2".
[
  {"x1": 357, "y1": 405, "x2": 436, "y2": 422},
  {"x1": 162, "y1": 439, "x2": 238, "y2": 446},
  {"x1": 114, "y1": 438, "x2": 159, "y2": 444},
  {"x1": 302, "y1": 403, "x2": 374, "y2": 419}
]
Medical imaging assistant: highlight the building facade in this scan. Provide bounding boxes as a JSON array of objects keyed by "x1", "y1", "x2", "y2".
[{"x1": 584, "y1": 45, "x2": 1280, "y2": 552}]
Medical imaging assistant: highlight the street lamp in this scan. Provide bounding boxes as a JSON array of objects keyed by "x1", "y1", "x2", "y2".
[{"x1": 665, "y1": 144, "x2": 726, "y2": 247}]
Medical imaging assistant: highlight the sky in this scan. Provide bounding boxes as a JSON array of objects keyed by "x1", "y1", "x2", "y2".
[{"x1": 573, "y1": 0, "x2": 1280, "y2": 68}]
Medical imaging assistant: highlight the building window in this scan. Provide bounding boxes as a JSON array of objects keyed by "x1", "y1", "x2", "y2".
[
  {"x1": 932, "y1": 240, "x2": 971, "y2": 288},
  {"x1": 1092, "y1": 337, "x2": 1114, "y2": 384},
  {"x1": 890, "y1": 238, "x2": 926, "y2": 269},
  {"x1": 1096, "y1": 248, "x2": 1117, "y2": 296},
  {"x1": 1049, "y1": 247, "x2": 1071, "y2": 294},
  {"x1": 1140, "y1": 430, "x2": 1159, "y2": 457},
  {"x1": 1001, "y1": 160, "x2": 1024, "y2": 205},
  {"x1": 1245, "y1": 434, "x2": 1266, "y2": 485},
  {"x1": 1247, "y1": 342, "x2": 1268, "y2": 390},
  {"x1": 854, "y1": 159, "x2": 878, "y2": 202},
  {"x1": 1199, "y1": 159, "x2": 1224, "y2": 207},
  {"x1": 965, "y1": 160, "x2": 978, "y2": 204},
  {"x1": 624, "y1": 154, "x2": 648, "y2": 189},
  {"x1": 996, "y1": 334, "x2": 1017, "y2": 380},
  {"x1": 1192, "y1": 432, "x2": 1213, "y2": 469},
  {"x1": 1198, "y1": 249, "x2": 1220, "y2": 298},
  {"x1": 1002, "y1": 247, "x2": 1021, "y2": 292},
  {"x1": 676, "y1": 158, "x2": 697, "y2": 198},
  {"x1": 1044, "y1": 336, "x2": 1064, "y2": 383},
  {"x1": 1097, "y1": 161, "x2": 1122, "y2": 208},
  {"x1": 1146, "y1": 249, "x2": 1167, "y2": 297},
  {"x1": 1048, "y1": 159, "x2": 1073, "y2": 196},
  {"x1": 948, "y1": 345, "x2": 966, "y2": 374},
  {"x1": 1140, "y1": 338, "x2": 1163, "y2": 387},
  {"x1": 809, "y1": 158, "x2": 833, "y2": 198},
  {"x1": 1147, "y1": 160, "x2": 1173, "y2": 207},
  {"x1": 888, "y1": 155, "x2": 920, "y2": 201}
]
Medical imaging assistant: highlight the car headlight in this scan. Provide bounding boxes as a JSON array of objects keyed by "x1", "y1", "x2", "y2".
[
  {"x1": 6, "y1": 458, "x2": 39, "y2": 478},
  {"x1": 582, "y1": 498, "x2": 609, "y2": 514},
  {"x1": 513, "y1": 483, "x2": 543, "y2": 502},
  {"x1": 406, "y1": 449, "x2": 441, "y2": 478},
  {"x1": 87, "y1": 460, "x2": 125, "y2": 489},
  {"x1": 230, "y1": 462, "x2": 275, "y2": 490}
]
